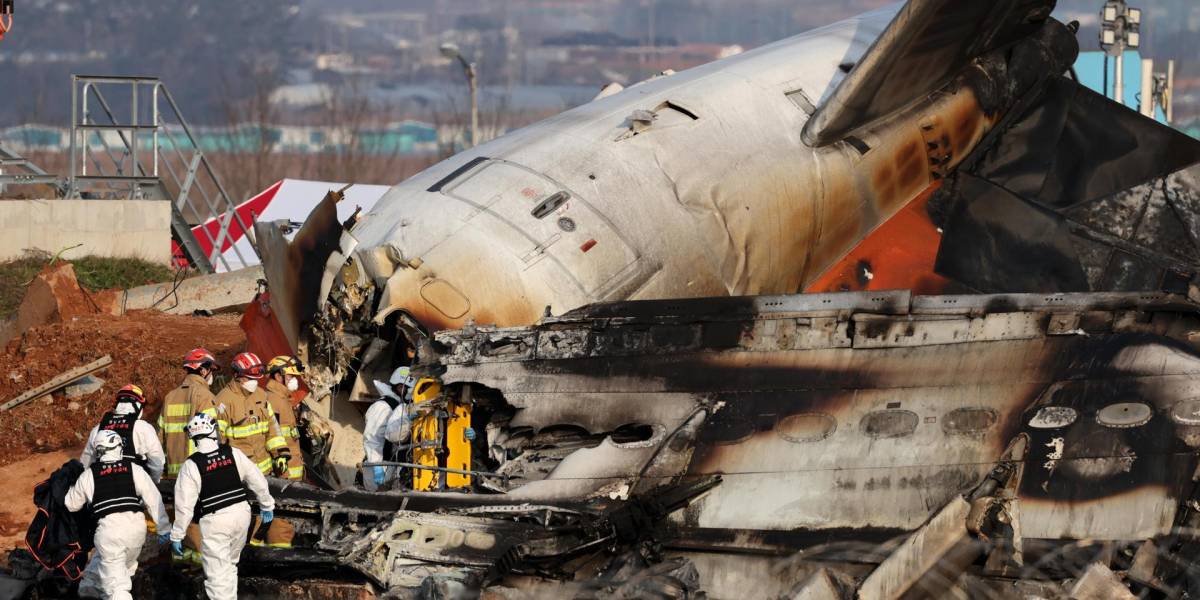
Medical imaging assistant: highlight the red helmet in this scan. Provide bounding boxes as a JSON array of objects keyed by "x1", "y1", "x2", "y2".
[
  {"x1": 183, "y1": 348, "x2": 219, "y2": 371},
  {"x1": 115, "y1": 384, "x2": 145, "y2": 408},
  {"x1": 230, "y1": 352, "x2": 265, "y2": 379}
]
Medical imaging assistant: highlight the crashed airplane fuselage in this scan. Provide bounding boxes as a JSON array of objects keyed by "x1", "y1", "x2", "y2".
[
  {"x1": 251, "y1": 0, "x2": 1200, "y2": 597},
  {"x1": 259, "y1": 0, "x2": 1198, "y2": 395}
]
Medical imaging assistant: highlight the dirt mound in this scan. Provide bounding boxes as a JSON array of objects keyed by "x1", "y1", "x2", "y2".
[
  {"x1": 0, "y1": 262, "x2": 122, "y2": 347},
  {"x1": 0, "y1": 450, "x2": 71, "y2": 550},
  {"x1": 0, "y1": 310, "x2": 245, "y2": 468}
]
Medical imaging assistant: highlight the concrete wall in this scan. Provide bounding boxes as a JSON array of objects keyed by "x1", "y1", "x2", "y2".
[{"x1": 0, "y1": 199, "x2": 171, "y2": 264}]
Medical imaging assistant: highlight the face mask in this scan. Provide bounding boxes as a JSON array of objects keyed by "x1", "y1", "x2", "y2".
[
  {"x1": 241, "y1": 379, "x2": 259, "y2": 394},
  {"x1": 286, "y1": 377, "x2": 300, "y2": 392},
  {"x1": 205, "y1": 373, "x2": 215, "y2": 386}
]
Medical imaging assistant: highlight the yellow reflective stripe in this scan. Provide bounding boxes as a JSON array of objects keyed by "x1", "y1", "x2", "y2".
[
  {"x1": 281, "y1": 426, "x2": 300, "y2": 438},
  {"x1": 256, "y1": 457, "x2": 273, "y2": 473},
  {"x1": 161, "y1": 423, "x2": 188, "y2": 433},
  {"x1": 265, "y1": 436, "x2": 287, "y2": 451},
  {"x1": 164, "y1": 403, "x2": 193, "y2": 417},
  {"x1": 287, "y1": 466, "x2": 304, "y2": 479},
  {"x1": 266, "y1": 542, "x2": 293, "y2": 548},
  {"x1": 228, "y1": 422, "x2": 268, "y2": 438},
  {"x1": 166, "y1": 463, "x2": 183, "y2": 476}
]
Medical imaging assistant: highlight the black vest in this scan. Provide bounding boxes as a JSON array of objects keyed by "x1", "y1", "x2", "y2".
[
  {"x1": 90, "y1": 459, "x2": 142, "y2": 519},
  {"x1": 188, "y1": 445, "x2": 248, "y2": 520},
  {"x1": 99, "y1": 412, "x2": 145, "y2": 467}
]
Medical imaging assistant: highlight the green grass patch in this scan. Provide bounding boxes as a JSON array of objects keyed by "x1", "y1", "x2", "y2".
[
  {"x1": 0, "y1": 251, "x2": 177, "y2": 318},
  {"x1": 70, "y1": 255, "x2": 175, "y2": 292}
]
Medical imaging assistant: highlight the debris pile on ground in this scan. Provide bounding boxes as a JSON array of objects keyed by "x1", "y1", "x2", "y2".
[{"x1": 0, "y1": 264, "x2": 245, "y2": 468}]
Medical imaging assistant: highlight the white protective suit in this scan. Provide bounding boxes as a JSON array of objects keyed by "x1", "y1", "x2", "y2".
[
  {"x1": 80, "y1": 403, "x2": 166, "y2": 483},
  {"x1": 65, "y1": 452, "x2": 170, "y2": 600},
  {"x1": 363, "y1": 379, "x2": 413, "y2": 491},
  {"x1": 169, "y1": 437, "x2": 274, "y2": 600}
]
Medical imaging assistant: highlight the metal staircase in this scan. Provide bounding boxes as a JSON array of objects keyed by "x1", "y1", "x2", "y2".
[
  {"x1": 64, "y1": 75, "x2": 258, "y2": 273},
  {"x1": 0, "y1": 144, "x2": 60, "y2": 194}
]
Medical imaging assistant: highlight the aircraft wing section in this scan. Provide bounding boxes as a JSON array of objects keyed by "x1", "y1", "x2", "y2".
[
  {"x1": 935, "y1": 76, "x2": 1200, "y2": 293},
  {"x1": 802, "y1": 0, "x2": 1056, "y2": 146}
]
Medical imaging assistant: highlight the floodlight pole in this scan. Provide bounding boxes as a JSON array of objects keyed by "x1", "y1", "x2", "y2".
[
  {"x1": 440, "y1": 43, "x2": 479, "y2": 149},
  {"x1": 1115, "y1": 49, "x2": 1124, "y2": 106},
  {"x1": 1100, "y1": 0, "x2": 1141, "y2": 106}
]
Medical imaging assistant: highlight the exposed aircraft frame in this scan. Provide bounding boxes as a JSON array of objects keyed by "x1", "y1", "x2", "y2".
[{"x1": 255, "y1": 289, "x2": 1200, "y2": 598}]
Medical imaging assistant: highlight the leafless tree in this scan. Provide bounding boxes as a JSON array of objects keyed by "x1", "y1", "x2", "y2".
[{"x1": 213, "y1": 59, "x2": 284, "y2": 204}]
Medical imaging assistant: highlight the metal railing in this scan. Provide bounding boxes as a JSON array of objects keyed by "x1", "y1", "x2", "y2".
[{"x1": 66, "y1": 75, "x2": 260, "y2": 273}]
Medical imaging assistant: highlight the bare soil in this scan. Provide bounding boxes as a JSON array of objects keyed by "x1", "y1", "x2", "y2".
[
  {"x1": 0, "y1": 311, "x2": 245, "y2": 468},
  {"x1": 0, "y1": 450, "x2": 72, "y2": 550}
]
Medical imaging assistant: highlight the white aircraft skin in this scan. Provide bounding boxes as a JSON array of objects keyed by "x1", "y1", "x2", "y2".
[{"x1": 340, "y1": 5, "x2": 996, "y2": 333}]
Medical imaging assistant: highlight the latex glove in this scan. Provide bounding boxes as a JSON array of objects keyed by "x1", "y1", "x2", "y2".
[
  {"x1": 463, "y1": 427, "x2": 476, "y2": 441},
  {"x1": 171, "y1": 541, "x2": 183, "y2": 557},
  {"x1": 157, "y1": 533, "x2": 170, "y2": 545},
  {"x1": 260, "y1": 510, "x2": 274, "y2": 525},
  {"x1": 373, "y1": 466, "x2": 386, "y2": 486}
]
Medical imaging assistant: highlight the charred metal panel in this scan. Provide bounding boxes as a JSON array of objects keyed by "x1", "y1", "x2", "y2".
[
  {"x1": 427, "y1": 291, "x2": 1200, "y2": 536},
  {"x1": 256, "y1": 190, "x2": 347, "y2": 352}
]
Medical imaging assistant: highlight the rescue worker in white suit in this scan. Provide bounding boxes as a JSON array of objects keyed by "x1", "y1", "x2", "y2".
[
  {"x1": 80, "y1": 384, "x2": 165, "y2": 483},
  {"x1": 75, "y1": 384, "x2": 166, "y2": 598},
  {"x1": 362, "y1": 366, "x2": 418, "y2": 491},
  {"x1": 169, "y1": 413, "x2": 275, "y2": 600},
  {"x1": 65, "y1": 430, "x2": 171, "y2": 600}
]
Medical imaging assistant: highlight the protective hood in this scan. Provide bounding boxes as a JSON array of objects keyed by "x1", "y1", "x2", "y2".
[
  {"x1": 113, "y1": 400, "x2": 141, "y2": 417},
  {"x1": 374, "y1": 380, "x2": 399, "y2": 401},
  {"x1": 194, "y1": 437, "x2": 219, "y2": 454}
]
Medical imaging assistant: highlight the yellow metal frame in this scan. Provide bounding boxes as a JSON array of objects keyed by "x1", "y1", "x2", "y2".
[{"x1": 410, "y1": 378, "x2": 472, "y2": 491}]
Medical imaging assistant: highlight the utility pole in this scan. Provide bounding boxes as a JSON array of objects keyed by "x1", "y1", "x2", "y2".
[
  {"x1": 1099, "y1": 1, "x2": 1142, "y2": 106},
  {"x1": 440, "y1": 43, "x2": 479, "y2": 149}
]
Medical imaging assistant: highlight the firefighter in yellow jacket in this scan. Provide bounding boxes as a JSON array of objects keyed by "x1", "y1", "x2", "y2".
[
  {"x1": 264, "y1": 356, "x2": 305, "y2": 481},
  {"x1": 159, "y1": 348, "x2": 224, "y2": 480},
  {"x1": 214, "y1": 352, "x2": 289, "y2": 476},
  {"x1": 247, "y1": 355, "x2": 308, "y2": 548}
]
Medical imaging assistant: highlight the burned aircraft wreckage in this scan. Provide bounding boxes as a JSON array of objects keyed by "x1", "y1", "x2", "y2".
[{"x1": 246, "y1": 0, "x2": 1200, "y2": 597}]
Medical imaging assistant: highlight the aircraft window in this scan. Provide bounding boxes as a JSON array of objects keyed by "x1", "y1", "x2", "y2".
[
  {"x1": 709, "y1": 416, "x2": 755, "y2": 446},
  {"x1": 1096, "y1": 403, "x2": 1153, "y2": 428},
  {"x1": 1171, "y1": 399, "x2": 1200, "y2": 425},
  {"x1": 531, "y1": 191, "x2": 570, "y2": 219},
  {"x1": 943, "y1": 407, "x2": 997, "y2": 435},
  {"x1": 777, "y1": 413, "x2": 836, "y2": 443},
  {"x1": 1028, "y1": 406, "x2": 1077, "y2": 429},
  {"x1": 861, "y1": 409, "x2": 918, "y2": 439}
]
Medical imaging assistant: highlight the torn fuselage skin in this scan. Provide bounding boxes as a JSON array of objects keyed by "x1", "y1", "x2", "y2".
[
  {"x1": 287, "y1": 9, "x2": 1079, "y2": 393},
  {"x1": 266, "y1": 290, "x2": 1200, "y2": 597}
]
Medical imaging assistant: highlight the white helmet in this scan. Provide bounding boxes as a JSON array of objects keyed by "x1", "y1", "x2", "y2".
[
  {"x1": 389, "y1": 366, "x2": 416, "y2": 389},
  {"x1": 93, "y1": 430, "x2": 124, "y2": 461},
  {"x1": 187, "y1": 413, "x2": 219, "y2": 441},
  {"x1": 374, "y1": 366, "x2": 416, "y2": 401}
]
